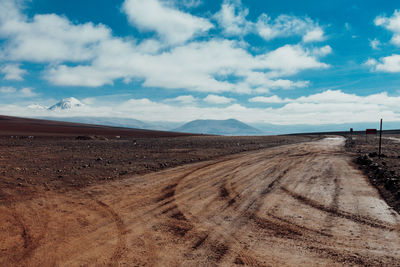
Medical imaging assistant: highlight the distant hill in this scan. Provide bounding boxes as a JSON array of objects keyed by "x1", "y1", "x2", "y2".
[
  {"x1": 38, "y1": 116, "x2": 152, "y2": 129},
  {"x1": 37, "y1": 116, "x2": 182, "y2": 131},
  {"x1": 0, "y1": 115, "x2": 196, "y2": 138},
  {"x1": 250, "y1": 121, "x2": 400, "y2": 135},
  {"x1": 174, "y1": 119, "x2": 262, "y2": 136}
]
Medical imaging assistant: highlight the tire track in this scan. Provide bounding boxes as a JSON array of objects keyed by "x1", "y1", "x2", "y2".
[
  {"x1": 94, "y1": 199, "x2": 127, "y2": 263},
  {"x1": 280, "y1": 187, "x2": 397, "y2": 231}
]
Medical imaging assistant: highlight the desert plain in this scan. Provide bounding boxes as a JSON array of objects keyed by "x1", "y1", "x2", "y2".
[{"x1": 1, "y1": 116, "x2": 400, "y2": 266}]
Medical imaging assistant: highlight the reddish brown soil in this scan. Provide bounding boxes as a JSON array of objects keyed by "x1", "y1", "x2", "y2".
[
  {"x1": 0, "y1": 115, "x2": 314, "y2": 202},
  {"x1": 0, "y1": 115, "x2": 194, "y2": 138},
  {"x1": 1, "y1": 136, "x2": 399, "y2": 266},
  {"x1": 2, "y1": 117, "x2": 400, "y2": 266},
  {"x1": 346, "y1": 134, "x2": 400, "y2": 213}
]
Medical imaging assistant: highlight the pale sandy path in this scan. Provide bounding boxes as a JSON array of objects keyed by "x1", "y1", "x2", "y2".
[{"x1": 1, "y1": 137, "x2": 400, "y2": 266}]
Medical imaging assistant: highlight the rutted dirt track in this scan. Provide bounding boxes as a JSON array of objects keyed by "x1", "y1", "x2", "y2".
[{"x1": 1, "y1": 137, "x2": 400, "y2": 266}]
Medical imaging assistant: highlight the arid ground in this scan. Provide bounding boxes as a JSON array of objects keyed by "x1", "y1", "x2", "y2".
[{"x1": 1, "y1": 117, "x2": 400, "y2": 266}]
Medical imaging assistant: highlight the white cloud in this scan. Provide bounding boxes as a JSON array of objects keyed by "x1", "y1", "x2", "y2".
[
  {"x1": 1, "y1": 63, "x2": 26, "y2": 80},
  {"x1": 302, "y1": 27, "x2": 325, "y2": 42},
  {"x1": 364, "y1": 58, "x2": 377, "y2": 66},
  {"x1": 203, "y1": 94, "x2": 235, "y2": 104},
  {"x1": 0, "y1": 86, "x2": 36, "y2": 97},
  {"x1": 0, "y1": 9, "x2": 111, "y2": 62},
  {"x1": 165, "y1": 95, "x2": 198, "y2": 105},
  {"x1": 5, "y1": 90, "x2": 400, "y2": 125},
  {"x1": 311, "y1": 45, "x2": 332, "y2": 57},
  {"x1": 180, "y1": 0, "x2": 203, "y2": 9},
  {"x1": 374, "y1": 10, "x2": 400, "y2": 46},
  {"x1": 249, "y1": 95, "x2": 289, "y2": 104},
  {"x1": 0, "y1": 3, "x2": 111, "y2": 62},
  {"x1": 20, "y1": 87, "x2": 36, "y2": 97},
  {"x1": 213, "y1": 1, "x2": 326, "y2": 42},
  {"x1": 370, "y1": 38, "x2": 380, "y2": 50},
  {"x1": 365, "y1": 55, "x2": 400, "y2": 72},
  {"x1": 256, "y1": 14, "x2": 325, "y2": 42},
  {"x1": 0, "y1": 0, "x2": 330, "y2": 96},
  {"x1": 255, "y1": 44, "x2": 329, "y2": 76},
  {"x1": 0, "y1": 86, "x2": 17, "y2": 93},
  {"x1": 122, "y1": 0, "x2": 213, "y2": 44},
  {"x1": 214, "y1": 0, "x2": 253, "y2": 36},
  {"x1": 0, "y1": 0, "x2": 25, "y2": 23},
  {"x1": 46, "y1": 40, "x2": 328, "y2": 93}
]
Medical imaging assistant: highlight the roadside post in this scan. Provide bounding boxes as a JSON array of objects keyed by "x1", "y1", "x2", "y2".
[{"x1": 379, "y1": 119, "x2": 383, "y2": 158}]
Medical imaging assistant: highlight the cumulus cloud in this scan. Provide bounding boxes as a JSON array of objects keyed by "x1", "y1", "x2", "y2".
[
  {"x1": 302, "y1": 27, "x2": 325, "y2": 42},
  {"x1": 0, "y1": 0, "x2": 331, "y2": 97},
  {"x1": 0, "y1": 86, "x2": 36, "y2": 97},
  {"x1": 164, "y1": 95, "x2": 198, "y2": 105},
  {"x1": 122, "y1": 0, "x2": 213, "y2": 44},
  {"x1": 203, "y1": 94, "x2": 235, "y2": 104},
  {"x1": 19, "y1": 87, "x2": 36, "y2": 97},
  {"x1": 46, "y1": 40, "x2": 328, "y2": 93},
  {"x1": 0, "y1": 0, "x2": 25, "y2": 23},
  {"x1": 370, "y1": 38, "x2": 380, "y2": 50},
  {"x1": 365, "y1": 55, "x2": 400, "y2": 72},
  {"x1": 249, "y1": 95, "x2": 289, "y2": 103},
  {"x1": 180, "y1": 0, "x2": 203, "y2": 9},
  {"x1": 0, "y1": 86, "x2": 17, "y2": 93},
  {"x1": 214, "y1": 0, "x2": 253, "y2": 36},
  {"x1": 1, "y1": 63, "x2": 26, "y2": 80},
  {"x1": 311, "y1": 45, "x2": 332, "y2": 57},
  {"x1": 213, "y1": 0, "x2": 326, "y2": 42},
  {"x1": 5, "y1": 90, "x2": 400, "y2": 125},
  {"x1": 0, "y1": 8, "x2": 111, "y2": 62},
  {"x1": 374, "y1": 10, "x2": 400, "y2": 46},
  {"x1": 256, "y1": 14, "x2": 325, "y2": 42},
  {"x1": 255, "y1": 44, "x2": 329, "y2": 76}
]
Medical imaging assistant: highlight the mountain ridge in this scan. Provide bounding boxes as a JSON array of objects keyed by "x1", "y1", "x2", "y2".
[{"x1": 173, "y1": 119, "x2": 263, "y2": 136}]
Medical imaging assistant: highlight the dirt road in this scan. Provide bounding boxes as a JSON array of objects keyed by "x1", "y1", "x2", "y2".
[{"x1": 1, "y1": 137, "x2": 400, "y2": 266}]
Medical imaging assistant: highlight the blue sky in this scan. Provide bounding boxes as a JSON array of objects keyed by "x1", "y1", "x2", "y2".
[{"x1": 1, "y1": 0, "x2": 400, "y2": 125}]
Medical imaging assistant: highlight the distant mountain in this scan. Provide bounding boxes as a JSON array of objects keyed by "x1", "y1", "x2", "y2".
[
  {"x1": 173, "y1": 119, "x2": 263, "y2": 136},
  {"x1": 37, "y1": 116, "x2": 182, "y2": 131},
  {"x1": 48, "y1": 97, "x2": 84, "y2": 111},
  {"x1": 38, "y1": 116, "x2": 152, "y2": 129},
  {"x1": 250, "y1": 121, "x2": 400, "y2": 135}
]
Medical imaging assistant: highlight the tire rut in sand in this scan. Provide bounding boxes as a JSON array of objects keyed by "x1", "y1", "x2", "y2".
[
  {"x1": 94, "y1": 200, "x2": 127, "y2": 262},
  {"x1": 81, "y1": 195, "x2": 128, "y2": 265},
  {"x1": 9, "y1": 207, "x2": 48, "y2": 264},
  {"x1": 280, "y1": 187, "x2": 397, "y2": 231}
]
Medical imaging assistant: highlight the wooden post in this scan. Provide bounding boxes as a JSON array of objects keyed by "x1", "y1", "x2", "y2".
[{"x1": 379, "y1": 119, "x2": 383, "y2": 158}]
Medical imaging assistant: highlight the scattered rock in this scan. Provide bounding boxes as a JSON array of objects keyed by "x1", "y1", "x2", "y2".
[
  {"x1": 76, "y1": 136, "x2": 94, "y2": 140},
  {"x1": 369, "y1": 152, "x2": 378, "y2": 157}
]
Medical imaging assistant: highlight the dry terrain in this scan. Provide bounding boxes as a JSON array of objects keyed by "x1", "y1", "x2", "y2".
[
  {"x1": 1, "y1": 132, "x2": 400, "y2": 266},
  {"x1": 347, "y1": 134, "x2": 400, "y2": 214}
]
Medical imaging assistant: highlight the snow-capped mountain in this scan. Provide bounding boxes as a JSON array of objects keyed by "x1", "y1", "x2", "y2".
[{"x1": 48, "y1": 97, "x2": 84, "y2": 111}]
